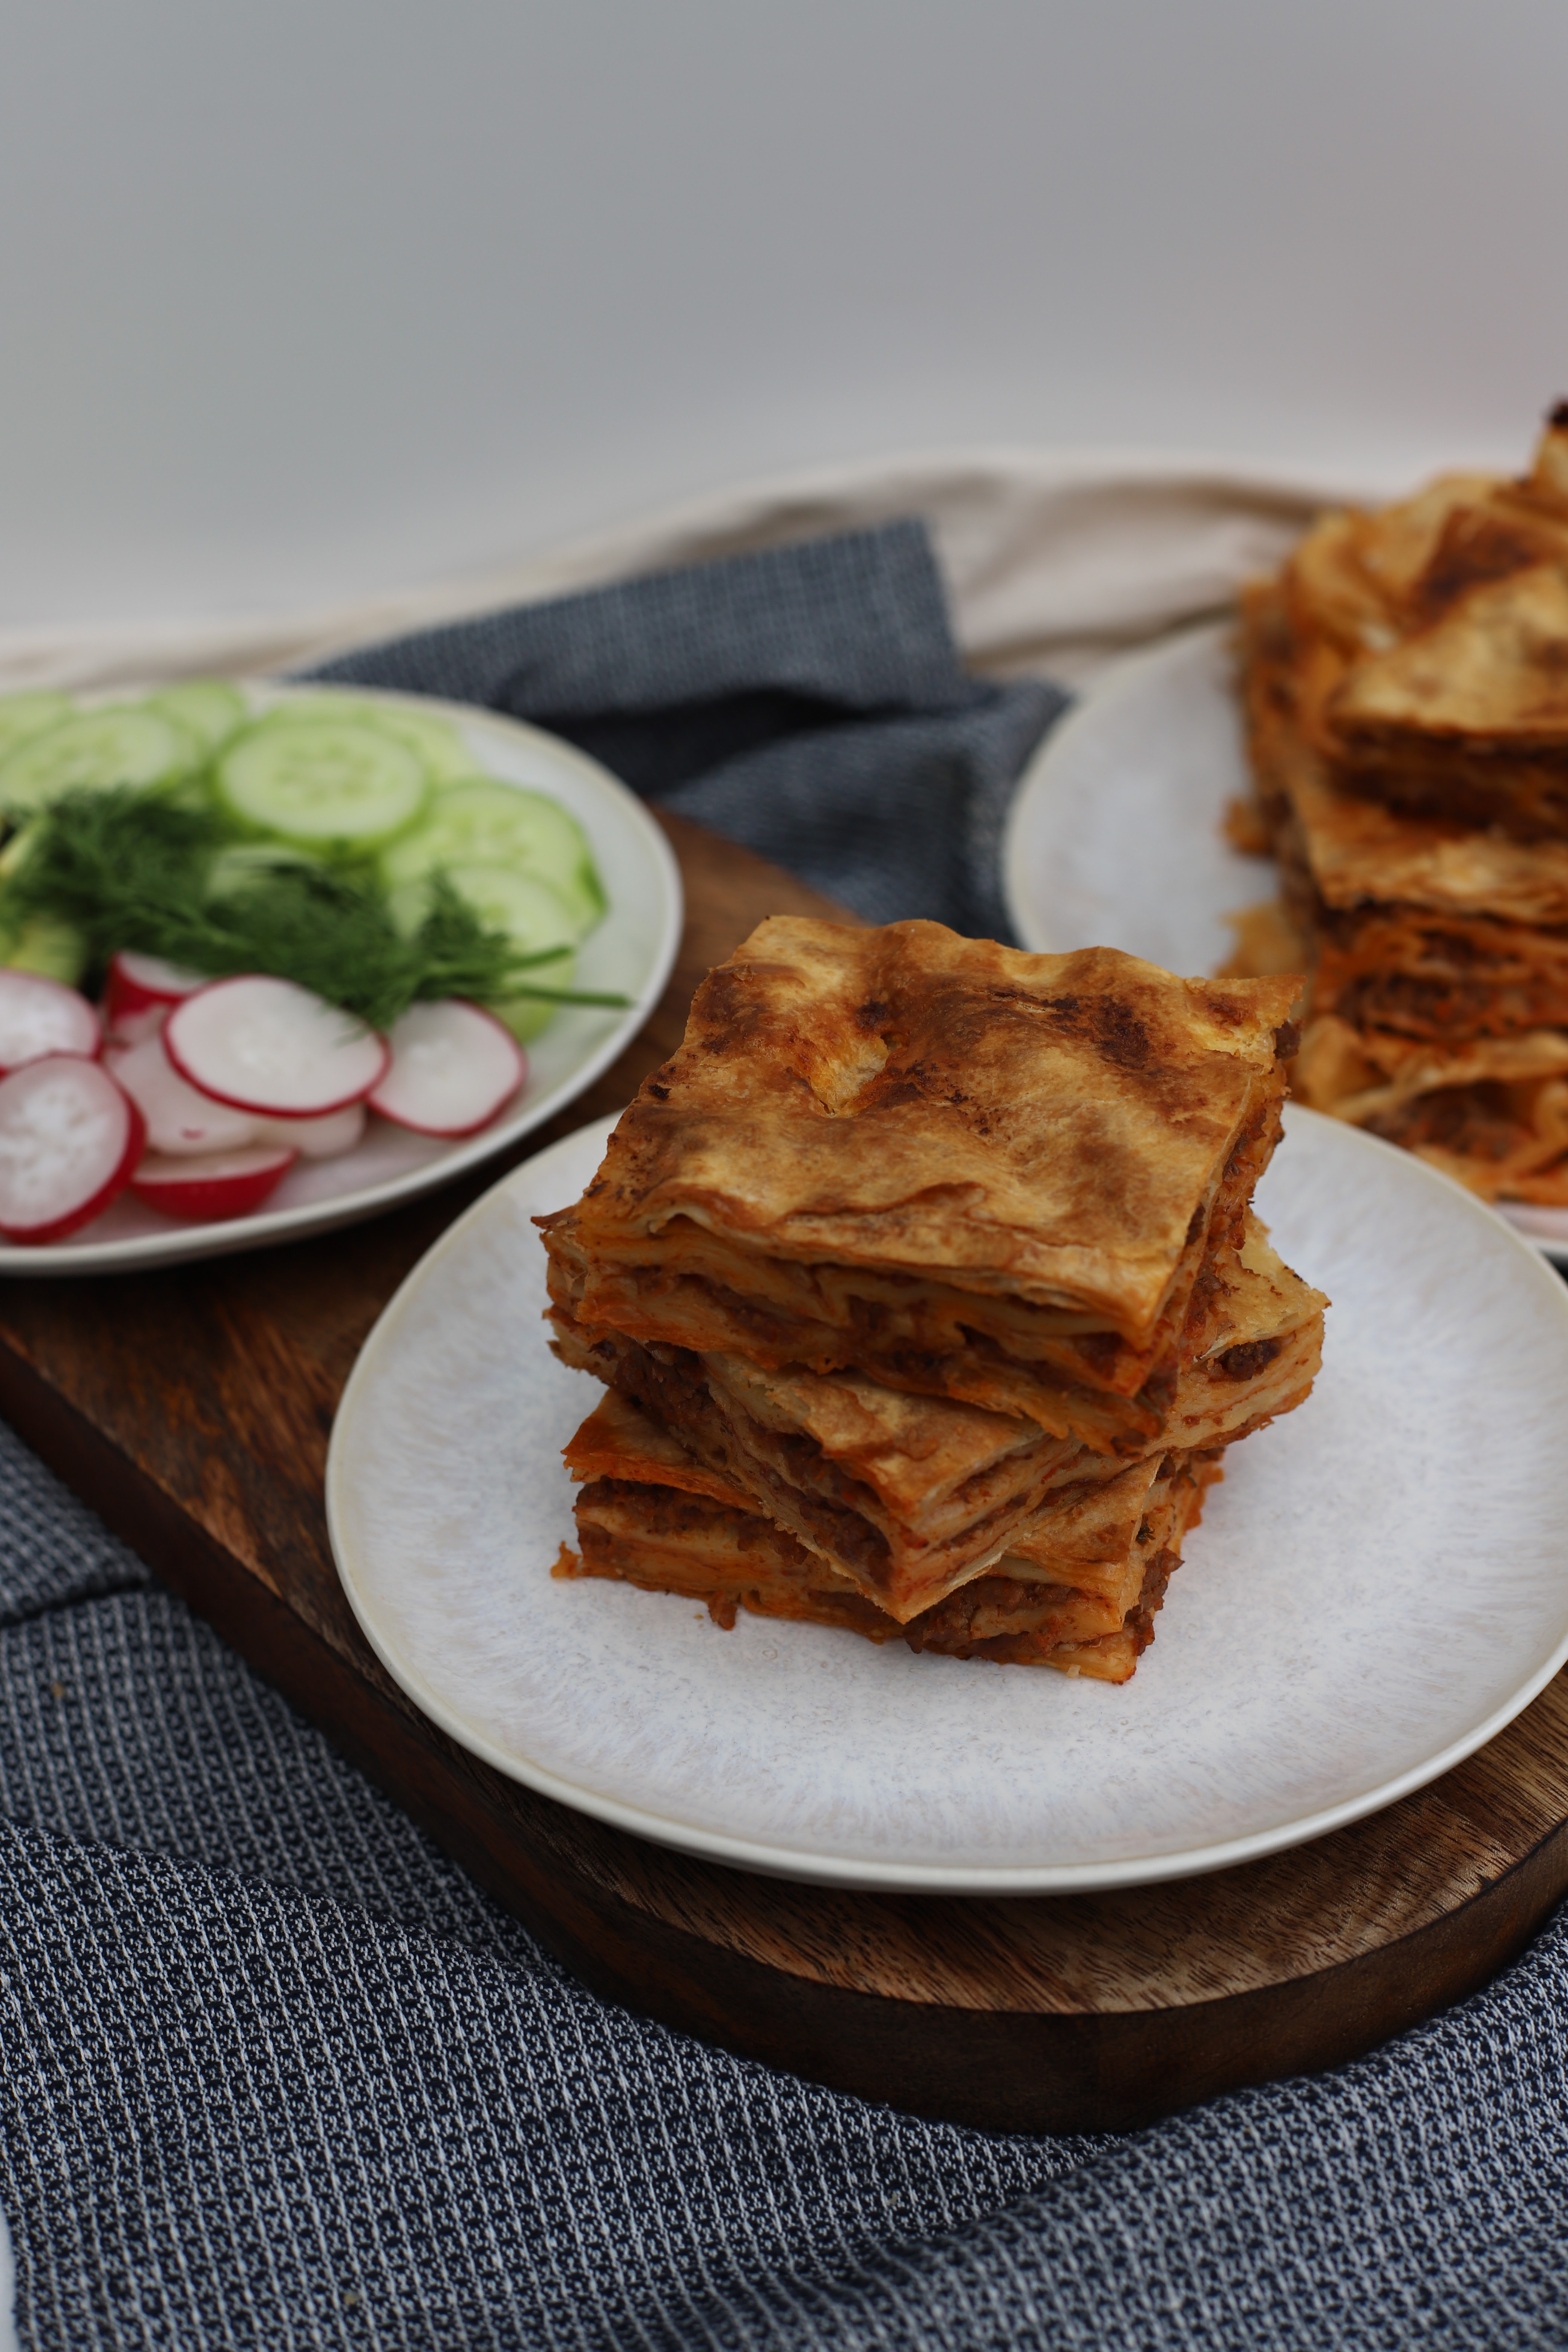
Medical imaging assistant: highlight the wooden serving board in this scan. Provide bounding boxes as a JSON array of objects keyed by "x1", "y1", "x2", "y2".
[{"x1": 2, "y1": 805, "x2": 1566, "y2": 2136}]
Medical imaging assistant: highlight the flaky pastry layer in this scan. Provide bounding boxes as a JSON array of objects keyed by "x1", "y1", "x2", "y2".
[
  {"x1": 554, "y1": 918, "x2": 1298, "y2": 1346},
  {"x1": 549, "y1": 1241, "x2": 1323, "y2": 1620},
  {"x1": 1246, "y1": 416, "x2": 1568, "y2": 841},
  {"x1": 562, "y1": 1392, "x2": 1222, "y2": 1681}
]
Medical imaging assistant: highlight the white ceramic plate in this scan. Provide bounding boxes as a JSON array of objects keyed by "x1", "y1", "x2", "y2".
[
  {"x1": 0, "y1": 686, "x2": 681, "y2": 1274},
  {"x1": 326, "y1": 1106, "x2": 1568, "y2": 1894},
  {"x1": 1003, "y1": 621, "x2": 1568, "y2": 1266}
]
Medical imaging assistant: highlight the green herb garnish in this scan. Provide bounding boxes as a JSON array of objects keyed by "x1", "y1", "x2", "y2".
[{"x1": 0, "y1": 789, "x2": 628, "y2": 1032}]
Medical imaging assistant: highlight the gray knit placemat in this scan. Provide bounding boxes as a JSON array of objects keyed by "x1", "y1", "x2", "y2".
[{"x1": 2, "y1": 1406, "x2": 1566, "y2": 2350}]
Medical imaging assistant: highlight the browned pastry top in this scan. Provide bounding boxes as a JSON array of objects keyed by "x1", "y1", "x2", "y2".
[{"x1": 566, "y1": 917, "x2": 1296, "y2": 1338}]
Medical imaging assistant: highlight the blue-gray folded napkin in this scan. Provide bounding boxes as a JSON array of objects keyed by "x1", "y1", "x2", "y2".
[{"x1": 305, "y1": 521, "x2": 1067, "y2": 940}]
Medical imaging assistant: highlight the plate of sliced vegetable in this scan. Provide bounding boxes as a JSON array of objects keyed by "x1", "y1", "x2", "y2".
[{"x1": 0, "y1": 677, "x2": 680, "y2": 1271}]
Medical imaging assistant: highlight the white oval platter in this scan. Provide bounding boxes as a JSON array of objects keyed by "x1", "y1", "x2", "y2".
[
  {"x1": 325, "y1": 1106, "x2": 1568, "y2": 1894},
  {"x1": 0, "y1": 686, "x2": 681, "y2": 1274},
  {"x1": 1003, "y1": 620, "x2": 1568, "y2": 1265}
]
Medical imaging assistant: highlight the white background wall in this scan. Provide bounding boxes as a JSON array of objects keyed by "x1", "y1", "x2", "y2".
[{"x1": 2, "y1": 0, "x2": 1565, "y2": 628}]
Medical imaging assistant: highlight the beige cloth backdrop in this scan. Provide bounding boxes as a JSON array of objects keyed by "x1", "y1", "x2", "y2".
[{"x1": 0, "y1": 449, "x2": 1388, "y2": 695}]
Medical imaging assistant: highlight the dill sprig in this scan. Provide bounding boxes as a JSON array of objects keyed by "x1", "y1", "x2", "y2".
[{"x1": 1, "y1": 789, "x2": 628, "y2": 1032}]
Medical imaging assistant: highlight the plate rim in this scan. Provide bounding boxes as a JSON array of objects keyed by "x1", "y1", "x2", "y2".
[
  {"x1": 0, "y1": 683, "x2": 683, "y2": 1276},
  {"x1": 325, "y1": 1105, "x2": 1568, "y2": 1896},
  {"x1": 1002, "y1": 615, "x2": 1234, "y2": 959},
  {"x1": 1002, "y1": 618, "x2": 1568, "y2": 1271}
]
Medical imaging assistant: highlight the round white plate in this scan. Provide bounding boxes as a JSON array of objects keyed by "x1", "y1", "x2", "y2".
[
  {"x1": 326, "y1": 1106, "x2": 1568, "y2": 1894},
  {"x1": 0, "y1": 686, "x2": 681, "y2": 1274},
  {"x1": 1003, "y1": 621, "x2": 1568, "y2": 1266}
]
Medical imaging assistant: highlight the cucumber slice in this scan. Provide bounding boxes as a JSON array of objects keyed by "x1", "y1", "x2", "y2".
[
  {"x1": 387, "y1": 862, "x2": 578, "y2": 1044},
  {"x1": 155, "y1": 769, "x2": 224, "y2": 816},
  {"x1": 205, "y1": 841, "x2": 329, "y2": 899},
  {"x1": 0, "y1": 821, "x2": 38, "y2": 881},
  {"x1": 487, "y1": 980, "x2": 577, "y2": 1045},
  {"x1": 360, "y1": 703, "x2": 474, "y2": 785},
  {"x1": 145, "y1": 679, "x2": 247, "y2": 753},
  {"x1": 0, "y1": 692, "x2": 74, "y2": 763},
  {"x1": 263, "y1": 694, "x2": 473, "y2": 786},
  {"x1": 0, "y1": 904, "x2": 89, "y2": 987},
  {"x1": 0, "y1": 706, "x2": 200, "y2": 816},
  {"x1": 388, "y1": 861, "x2": 578, "y2": 955},
  {"x1": 256, "y1": 689, "x2": 372, "y2": 723},
  {"x1": 215, "y1": 717, "x2": 430, "y2": 851},
  {"x1": 379, "y1": 782, "x2": 605, "y2": 939}
]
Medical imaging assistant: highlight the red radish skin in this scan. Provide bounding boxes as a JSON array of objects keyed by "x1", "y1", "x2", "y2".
[
  {"x1": 251, "y1": 1102, "x2": 366, "y2": 1160},
  {"x1": 368, "y1": 1000, "x2": 527, "y2": 1138},
  {"x1": 131, "y1": 1144, "x2": 296, "y2": 1223},
  {"x1": 115, "y1": 948, "x2": 208, "y2": 995},
  {"x1": 0, "y1": 1057, "x2": 145, "y2": 1243},
  {"x1": 164, "y1": 975, "x2": 389, "y2": 1117},
  {"x1": 0, "y1": 971, "x2": 100, "y2": 1075},
  {"x1": 103, "y1": 951, "x2": 208, "y2": 1044},
  {"x1": 104, "y1": 1002, "x2": 167, "y2": 1050},
  {"x1": 106, "y1": 1034, "x2": 258, "y2": 1157}
]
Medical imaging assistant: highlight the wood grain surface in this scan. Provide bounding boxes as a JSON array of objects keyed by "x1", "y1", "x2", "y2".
[{"x1": 1, "y1": 804, "x2": 1565, "y2": 2135}]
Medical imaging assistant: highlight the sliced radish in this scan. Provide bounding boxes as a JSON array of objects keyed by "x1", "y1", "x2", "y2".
[
  {"x1": 0, "y1": 1057, "x2": 144, "y2": 1243},
  {"x1": 368, "y1": 999, "x2": 527, "y2": 1137},
  {"x1": 103, "y1": 950, "x2": 208, "y2": 1044},
  {"x1": 0, "y1": 970, "x2": 100, "y2": 1075},
  {"x1": 251, "y1": 1101, "x2": 366, "y2": 1160},
  {"x1": 106, "y1": 1033, "x2": 258, "y2": 1156},
  {"x1": 164, "y1": 975, "x2": 389, "y2": 1117},
  {"x1": 104, "y1": 1004, "x2": 165, "y2": 1049},
  {"x1": 131, "y1": 1144, "x2": 296, "y2": 1223}
]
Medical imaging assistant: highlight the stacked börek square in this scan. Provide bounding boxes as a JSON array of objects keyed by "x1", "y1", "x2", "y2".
[{"x1": 540, "y1": 918, "x2": 1325, "y2": 1681}]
